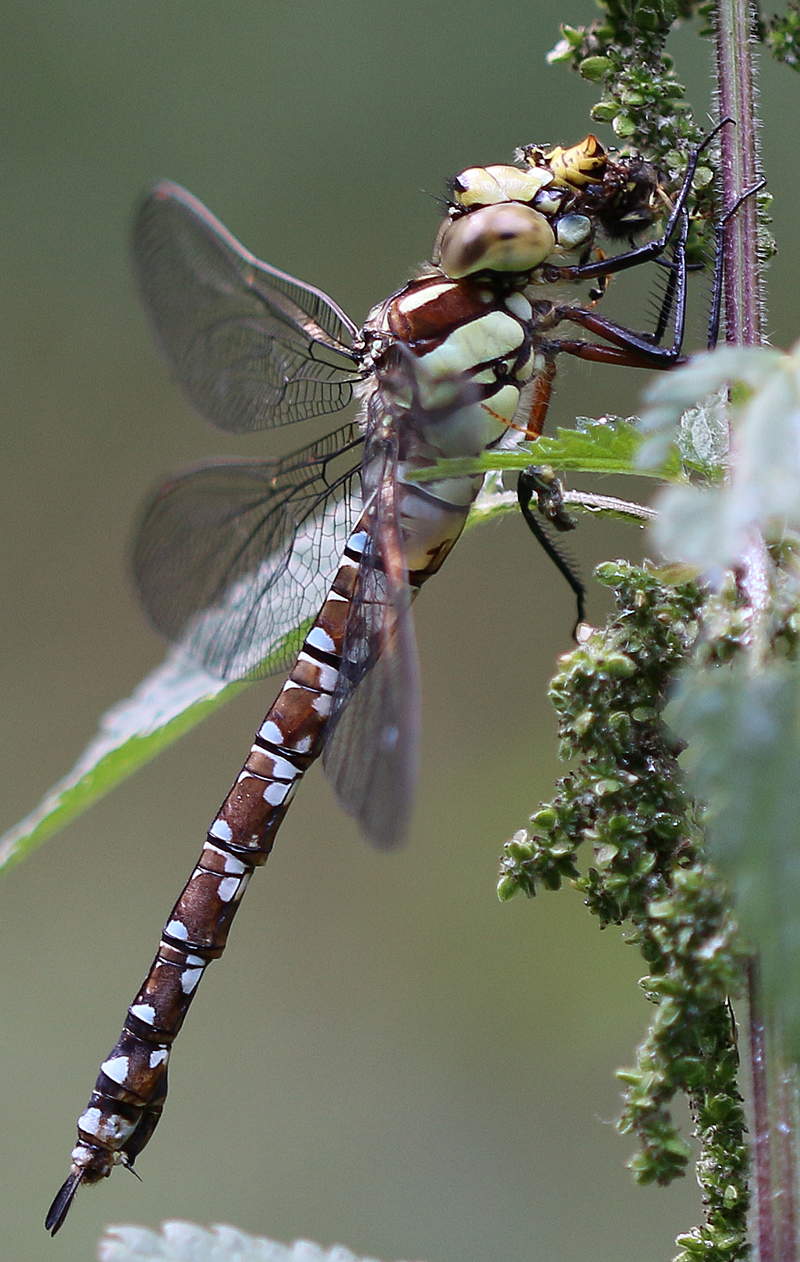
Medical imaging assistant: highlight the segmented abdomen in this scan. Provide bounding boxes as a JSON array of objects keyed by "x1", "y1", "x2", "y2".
[{"x1": 48, "y1": 527, "x2": 370, "y2": 1221}]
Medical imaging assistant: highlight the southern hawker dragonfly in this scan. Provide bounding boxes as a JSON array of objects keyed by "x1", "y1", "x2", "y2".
[{"x1": 46, "y1": 131, "x2": 713, "y2": 1232}]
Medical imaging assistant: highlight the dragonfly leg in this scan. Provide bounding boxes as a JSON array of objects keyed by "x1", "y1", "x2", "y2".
[
  {"x1": 525, "y1": 358, "x2": 557, "y2": 438},
  {"x1": 517, "y1": 466, "x2": 586, "y2": 631}
]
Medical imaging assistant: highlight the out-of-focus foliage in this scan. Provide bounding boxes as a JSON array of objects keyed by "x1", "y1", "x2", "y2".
[{"x1": 100, "y1": 1223, "x2": 401, "y2": 1262}]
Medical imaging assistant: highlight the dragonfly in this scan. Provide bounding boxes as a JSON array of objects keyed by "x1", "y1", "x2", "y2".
[{"x1": 46, "y1": 130, "x2": 715, "y2": 1233}]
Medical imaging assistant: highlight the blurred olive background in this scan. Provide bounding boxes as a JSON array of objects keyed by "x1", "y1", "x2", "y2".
[{"x1": 1, "y1": 4, "x2": 797, "y2": 1261}]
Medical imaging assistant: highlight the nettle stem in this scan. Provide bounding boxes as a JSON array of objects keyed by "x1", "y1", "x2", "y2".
[
  {"x1": 715, "y1": 0, "x2": 763, "y2": 347},
  {"x1": 713, "y1": 4, "x2": 794, "y2": 1259}
]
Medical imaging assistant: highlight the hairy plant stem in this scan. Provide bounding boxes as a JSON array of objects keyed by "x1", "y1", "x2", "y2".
[
  {"x1": 715, "y1": 0, "x2": 763, "y2": 347},
  {"x1": 748, "y1": 956, "x2": 775, "y2": 1262},
  {"x1": 713, "y1": 4, "x2": 795, "y2": 1259}
]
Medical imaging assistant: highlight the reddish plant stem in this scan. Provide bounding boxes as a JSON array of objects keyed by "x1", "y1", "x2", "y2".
[
  {"x1": 748, "y1": 956, "x2": 775, "y2": 1262},
  {"x1": 715, "y1": 0, "x2": 762, "y2": 346},
  {"x1": 776, "y1": 1066, "x2": 799, "y2": 1262}
]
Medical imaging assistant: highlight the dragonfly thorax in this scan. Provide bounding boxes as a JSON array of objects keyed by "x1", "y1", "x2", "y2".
[
  {"x1": 363, "y1": 273, "x2": 534, "y2": 456},
  {"x1": 356, "y1": 269, "x2": 535, "y2": 577}
]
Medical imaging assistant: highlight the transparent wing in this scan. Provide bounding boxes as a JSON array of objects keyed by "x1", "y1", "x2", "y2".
[
  {"x1": 133, "y1": 422, "x2": 364, "y2": 680},
  {"x1": 132, "y1": 180, "x2": 361, "y2": 432},
  {"x1": 322, "y1": 399, "x2": 420, "y2": 848}
]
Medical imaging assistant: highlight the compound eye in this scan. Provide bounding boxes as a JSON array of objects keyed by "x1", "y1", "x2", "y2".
[{"x1": 438, "y1": 203, "x2": 555, "y2": 279}]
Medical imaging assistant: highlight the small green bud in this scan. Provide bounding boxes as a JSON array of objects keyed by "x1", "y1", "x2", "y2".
[
  {"x1": 675, "y1": 1231, "x2": 705, "y2": 1252},
  {"x1": 616, "y1": 1068, "x2": 641, "y2": 1085},
  {"x1": 579, "y1": 55, "x2": 613, "y2": 81},
  {"x1": 506, "y1": 838, "x2": 533, "y2": 863},
  {"x1": 604, "y1": 652, "x2": 636, "y2": 677},
  {"x1": 595, "y1": 561, "x2": 626, "y2": 585},
  {"x1": 634, "y1": 6, "x2": 661, "y2": 32},
  {"x1": 613, "y1": 114, "x2": 637, "y2": 139},
  {"x1": 590, "y1": 101, "x2": 619, "y2": 123},
  {"x1": 607, "y1": 814, "x2": 631, "y2": 835},
  {"x1": 631, "y1": 706, "x2": 656, "y2": 722},
  {"x1": 595, "y1": 844, "x2": 619, "y2": 868},
  {"x1": 530, "y1": 808, "x2": 557, "y2": 829},
  {"x1": 496, "y1": 874, "x2": 519, "y2": 901},
  {"x1": 572, "y1": 709, "x2": 595, "y2": 738}
]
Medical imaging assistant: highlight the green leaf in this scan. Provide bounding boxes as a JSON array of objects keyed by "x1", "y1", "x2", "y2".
[
  {"x1": 99, "y1": 1222, "x2": 399, "y2": 1262},
  {"x1": 0, "y1": 624, "x2": 309, "y2": 876},
  {"x1": 408, "y1": 417, "x2": 684, "y2": 485},
  {"x1": 670, "y1": 659, "x2": 800, "y2": 1060},
  {"x1": 645, "y1": 342, "x2": 800, "y2": 568},
  {"x1": 638, "y1": 343, "x2": 783, "y2": 472}
]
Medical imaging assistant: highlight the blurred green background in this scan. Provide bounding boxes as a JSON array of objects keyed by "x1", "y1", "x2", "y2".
[{"x1": 1, "y1": 4, "x2": 797, "y2": 1260}]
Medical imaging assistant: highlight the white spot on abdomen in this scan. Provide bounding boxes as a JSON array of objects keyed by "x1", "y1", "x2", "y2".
[
  {"x1": 100, "y1": 1055, "x2": 131, "y2": 1085},
  {"x1": 129, "y1": 1003, "x2": 156, "y2": 1025},
  {"x1": 305, "y1": 625, "x2": 336, "y2": 654},
  {"x1": 345, "y1": 530, "x2": 369, "y2": 556},
  {"x1": 76, "y1": 1108, "x2": 137, "y2": 1147},
  {"x1": 297, "y1": 652, "x2": 339, "y2": 692},
  {"x1": 263, "y1": 780, "x2": 291, "y2": 805},
  {"x1": 258, "y1": 719, "x2": 285, "y2": 746},
  {"x1": 181, "y1": 967, "x2": 204, "y2": 994},
  {"x1": 77, "y1": 1107, "x2": 103, "y2": 1137},
  {"x1": 209, "y1": 818, "x2": 233, "y2": 843},
  {"x1": 270, "y1": 752, "x2": 302, "y2": 780},
  {"x1": 203, "y1": 842, "x2": 248, "y2": 875}
]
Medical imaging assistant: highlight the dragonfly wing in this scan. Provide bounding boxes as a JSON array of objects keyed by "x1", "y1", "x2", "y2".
[
  {"x1": 322, "y1": 430, "x2": 420, "y2": 848},
  {"x1": 133, "y1": 180, "x2": 361, "y2": 432},
  {"x1": 133, "y1": 422, "x2": 364, "y2": 680}
]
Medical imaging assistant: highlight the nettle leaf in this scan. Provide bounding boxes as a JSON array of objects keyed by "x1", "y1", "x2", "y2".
[
  {"x1": 0, "y1": 624, "x2": 309, "y2": 875},
  {"x1": 670, "y1": 660, "x2": 800, "y2": 1059},
  {"x1": 408, "y1": 416, "x2": 684, "y2": 484},
  {"x1": 99, "y1": 1223, "x2": 406, "y2": 1262},
  {"x1": 537, "y1": 416, "x2": 681, "y2": 477},
  {"x1": 671, "y1": 387, "x2": 730, "y2": 480},
  {"x1": 640, "y1": 343, "x2": 800, "y2": 568}
]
